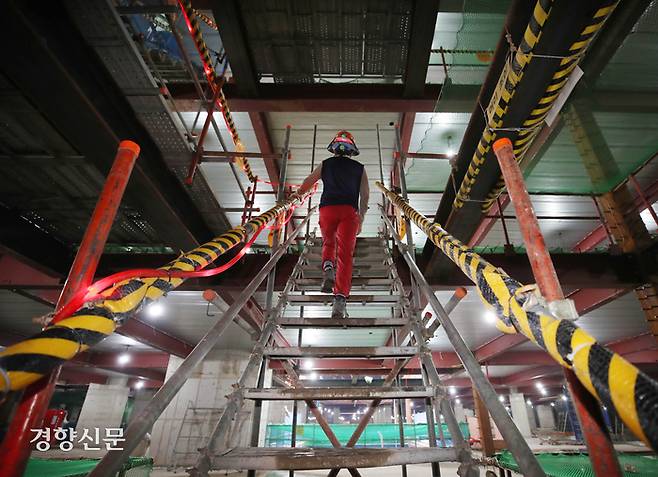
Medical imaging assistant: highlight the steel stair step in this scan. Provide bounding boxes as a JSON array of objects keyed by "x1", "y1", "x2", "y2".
[
  {"x1": 263, "y1": 346, "x2": 417, "y2": 359},
  {"x1": 301, "y1": 268, "x2": 390, "y2": 278},
  {"x1": 293, "y1": 277, "x2": 394, "y2": 291},
  {"x1": 211, "y1": 447, "x2": 459, "y2": 470},
  {"x1": 277, "y1": 317, "x2": 408, "y2": 328},
  {"x1": 285, "y1": 294, "x2": 400, "y2": 305},
  {"x1": 244, "y1": 386, "x2": 433, "y2": 400},
  {"x1": 304, "y1": 253, "x2": 387, "y2": 265}
]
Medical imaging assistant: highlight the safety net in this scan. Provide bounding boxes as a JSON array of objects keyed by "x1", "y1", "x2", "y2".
[
  {"x1": 265, "y1": 422, "x2": 470, "y2": 448},
  {"x1": 497, "y1": 451, "x2": 658, "y2": 477},
  {"x1": 24, "y1": 457, "x2": 153, "y2": 477}
]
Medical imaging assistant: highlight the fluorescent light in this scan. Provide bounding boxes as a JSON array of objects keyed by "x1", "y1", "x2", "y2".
[
  {"x1": 410, "y1": 402, "x2": 414, "y2": 408},
  {"x1": 449, "y1": 386, "x2": 457, "y2": 396},
  {"x1": 118, "y1": 353, "x2": 131, "y2": 365},
  {"x1": 561, "y1": 394, "x2": 568, "y2": 401},
  {"x1": 302, "y1": 360, "x2": 314, "y2": 370},
  {"x1": 535, "y1": 382, "x2": 544, "y2": 389},
  {"x1": 540, "y1": 388, "x2": 547, "y2": 396},
  {"x1": 526, "y1": 400, "x2": 532, "y2": 406},
  {"x1": 310, "y1": 372, "x2": 318, "y2": 380},
  {"x1": 455, "y1": 398, "x2": 461, "y2": 404},
  {"x1": 135, "y1": 381, "x2": 144, "y2": 389},
  {"x1": 498, "y1": 395, "x2": 505, "y2": 402},
  {"x1": 146, "y1": 302, "x2": 164, "y2": 318},
  {"x1": 550, "y1": 402, "x2": 555, "y2": 407}
]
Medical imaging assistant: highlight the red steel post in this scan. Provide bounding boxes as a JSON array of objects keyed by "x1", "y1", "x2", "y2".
[
  {"x1": 493, "y1": 137, "x2": 622, "y2": 477},
  {"x1": 0, "y1": 141, "x2": 140, "y2": 477},
  {"x1": 186, "y1": 85, "x2": 223, "y2": 185},
  {"x1": 629, "y1": 175, "x2": 658, "y2": 228}
]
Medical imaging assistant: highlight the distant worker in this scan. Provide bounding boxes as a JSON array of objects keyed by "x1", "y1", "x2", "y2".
[{"x1": 294, "y1": 130, "x2": 370, "y2": 319}]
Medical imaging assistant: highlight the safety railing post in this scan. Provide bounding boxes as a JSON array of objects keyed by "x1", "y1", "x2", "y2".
[
  {"x1": 381, "y1": 211, "x2": 546, "y2": 477},
  {"x1": 305, "y1": 125, "x2": 317, "y2": 240},
  {"x1": 492, "y1": 137, "x2": 623, "y2": 477},
  {"x1": 265, "y1": 125, "x2": 292, "y2": 314},
  {"x1": 0, "y1": 140, "x2": 140, "y2": 477},
  {"x1": 186, "y1": 85, "x2": 222, "y2": 184},
  {"x1": 88, "y1": 209, "x2": 317, "y2": 477}
]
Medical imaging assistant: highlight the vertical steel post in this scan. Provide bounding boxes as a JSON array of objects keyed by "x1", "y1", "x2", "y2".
[
  {"x1": 393, "y1": 330, "x2": 408, "y2": 477},
  {"x1": 629, "y1": 174, "x2": 658, "y2": 227},
  {"x1": 0, "y1": 141, "x2": 140, "y2": 477},
  {"x1": 186, "y1": 84, "x2": 223, "y2": 185},
  {"x1": 381, "y1": 211, "x2": 545, "y2": 477},
  {"x1": 247, "y1": 356, "x2": 268, "y2": 477},
  {"x1": 306, "y1": 125, "x2": 317, "y2": 239},
  {"x1": 90, "y1": 212, "x2": 315, "y2": 477},
  {"x1": 493, "y1": 137, "x2": 622, "y2": 477},
  {"x1": 419, "y1": 365, "x2": 441, "y2": 477},
  {"x1": 265, "y1": 125, "x2": 292, "y2": 314},
  {"x1": 473, "y1": 386, "x2": 495, "y2": 457},
  {"x1": 377, "y1": 124, "x2": 386, "y2": 207},
  {"x1": 591, "y1": 195, "x2": 615, "y2": 247}
]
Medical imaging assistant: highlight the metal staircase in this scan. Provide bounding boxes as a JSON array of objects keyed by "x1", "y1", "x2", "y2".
[{"x1": 187, "y1": 234, "x2": 478, "y2": 477}]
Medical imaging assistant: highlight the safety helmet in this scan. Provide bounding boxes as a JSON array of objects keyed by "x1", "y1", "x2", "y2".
[{"x1": 327, "y1": 130, "x2": 360, "y2": 156}]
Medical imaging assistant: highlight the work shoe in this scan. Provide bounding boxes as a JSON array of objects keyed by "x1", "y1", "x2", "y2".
[
  {"x1": 331, "y1": 295, "x2": 348, "y2": 319},
  {"x1": 321, "y1": 266, "x2": 335, "y2": 294}
]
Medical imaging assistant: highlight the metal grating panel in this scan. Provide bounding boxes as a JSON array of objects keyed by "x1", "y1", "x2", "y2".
[
  {"x1": 65, "y1": 0, "x2": 230, "y2": 235},
  {"x1": 0, "y1": 78, "x2": 160, "y2": 246},
  {"x1": 236, "y1": 0, "x2": 412, "y2": 83}
]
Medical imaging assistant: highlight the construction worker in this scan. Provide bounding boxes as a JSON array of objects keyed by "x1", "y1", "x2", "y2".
[{"x1": 294, "y1": 130, "x2": 370, "y2": 318}]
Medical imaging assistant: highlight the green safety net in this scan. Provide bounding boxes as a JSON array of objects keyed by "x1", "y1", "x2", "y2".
[
  {"x1": 265, "y1": 422, "x2": 469, "y2": 448},
  {"x1": 497, "y1": 451, "x2": 658, "y2": 477},
  {"x1": 412, "y1": 1, "x2": 510, "y2": 191},
  {"x1": 415, "y1": 0, "x2": 658, "y2": 197},
  {"x1": 24, "y1": 457, "x2": 152, "y2": 477}
]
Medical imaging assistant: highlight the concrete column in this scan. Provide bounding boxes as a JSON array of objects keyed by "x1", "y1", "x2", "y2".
[
  {"x1": 536, "y1": 404, "x2": 556, "y2": 429},
  {"x1": 527, "y1": 403, "x2": 538, "y2": 430},
  {"x1": 150, "y1": 350, "x2": 253, "y2": 468},
  {"x1": 372, "y1": 404, "x2": 393, "y2": 423},
  {"x1": 75, "y1": 383, "x2": 129, "y2": 447},
  {"x1": 405, "y1": 400, "x2": 414, "y2": 423},
  {"x1": 509, "y1": 393, "x2": 532, "y2": 437}
]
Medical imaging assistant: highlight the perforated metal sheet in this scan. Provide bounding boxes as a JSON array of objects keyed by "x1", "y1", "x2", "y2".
[
  {"x1": 65, "y1": 0, "x2": 230, "y2": 235},
  {"x1": 238, "y1": 0, "x2": 412, "y2": 82}
]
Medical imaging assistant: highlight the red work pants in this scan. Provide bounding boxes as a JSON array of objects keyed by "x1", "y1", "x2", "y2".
[{"x1": 319, "y1": 205, "x2": 360, "y2": 297}]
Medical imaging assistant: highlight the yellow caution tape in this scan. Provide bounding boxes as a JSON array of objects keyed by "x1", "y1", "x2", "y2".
[
  {"x1": 378, "y1": 180, "x2": 658, "y2": 451},
  {"x1": 178, "y1": 0, "x2": 257, "y2": 183},
  {"x1": 0, "y1": 195, "x2": 306, "y2": 392},
  {"x1": 452, "y1": 0, "x2": 619, "y2": 211}
]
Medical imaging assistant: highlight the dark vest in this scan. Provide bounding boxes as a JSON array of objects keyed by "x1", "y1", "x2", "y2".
[{"x1": 319, "y1": 156, "x2": 364, "y2": 211}]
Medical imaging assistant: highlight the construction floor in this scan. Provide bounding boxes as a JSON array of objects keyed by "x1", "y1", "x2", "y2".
[{"x1": 150, "y1": 463, "x2": 493, "y2": 477}]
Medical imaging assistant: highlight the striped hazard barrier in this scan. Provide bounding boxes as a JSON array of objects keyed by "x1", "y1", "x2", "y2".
[
  {"x1": 177, "y1": 0, "x2": 256, "y2": 183},
  {"x1": 0, "y1": 194, "x2": 308, "y2": 393},
  {"x1": 452, "y1": 0, "x2": 619, "y2": 211},
  {"x1": 377, "y1": 180, "x2": 658, "y2": 452}
]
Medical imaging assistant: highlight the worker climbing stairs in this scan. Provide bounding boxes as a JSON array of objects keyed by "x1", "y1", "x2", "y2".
[{"x1": 187, "y1": 233, "x2": 478, "y2": 477}]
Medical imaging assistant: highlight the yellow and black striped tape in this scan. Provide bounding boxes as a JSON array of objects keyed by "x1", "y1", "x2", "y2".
[
  {"x1": 179, "y1": 0, "x2": 257, "y2": 183},
  {"x1": 481, "y1": 1, "x2": 618, "y2": 212},
  {"x1": 453, "y1": 0, "x2": 554, "y2": 209},
  {"x1": 0, "y1": 196, "x2": 303, "y2": 392},
  {"x1": 378, "y1": 181, "x2": 658, "y2": 451}
]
